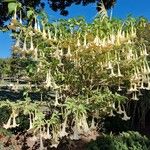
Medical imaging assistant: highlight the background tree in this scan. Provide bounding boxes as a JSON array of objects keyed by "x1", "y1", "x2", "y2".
[
  {"x1": 49, "y1": 0, "x2": 116, "y2": 15},
  {"x1": 0, "y1": 0, "x2": 116, "y2": 27}
]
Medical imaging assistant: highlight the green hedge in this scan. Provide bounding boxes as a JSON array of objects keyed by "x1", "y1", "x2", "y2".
[{"x1": 86, "y1": 131, "x2": 150, "y2": 150}]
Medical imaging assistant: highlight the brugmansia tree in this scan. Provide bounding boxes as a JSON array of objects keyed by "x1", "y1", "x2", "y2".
[{"x1": 0, "y1": 1, "x2": 149, "y2": 149}]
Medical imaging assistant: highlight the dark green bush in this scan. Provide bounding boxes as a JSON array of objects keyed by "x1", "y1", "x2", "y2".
[
  {"x1": 0, "y1": 127, "x2": 12, "y2": 137},
  {"x1": 0, "y1": 107, "x2": 10, "y2": 126},
  {"x1": 103, "y1": 115, "x2": 130, "y2": 134},
  {"x1": 86, "y1": 131, "x2": 150, "y2": 150}
]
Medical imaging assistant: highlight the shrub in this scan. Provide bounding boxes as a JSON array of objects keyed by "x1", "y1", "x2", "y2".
[
  {"x1": 86, "y1": 131, "x2": 150, "y2": 150},
  {"x1": 0, "y1": 127, "x2": 12, "y2": 137}
]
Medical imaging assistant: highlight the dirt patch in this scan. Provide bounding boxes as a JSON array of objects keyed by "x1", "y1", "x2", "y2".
[{"x1": 0, "y1": 129, "x2": 99, "y2": 150}]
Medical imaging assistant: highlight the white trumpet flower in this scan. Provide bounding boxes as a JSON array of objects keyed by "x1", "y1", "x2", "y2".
[
  {"x1": 112, "y1": 103, "x2": 116, "y2": 109},
  {"x1": 116, "y1": 31, "x2": 121, "y2": 45},
  {"x1": 131, "y1": 26, "x2": 136, "y2": 37},
  {"x1": 140, "y1": 49, "x2": 144, "y2": 57},
  {"x1": 138, "y1": 90, "x2": 142, "y2": 96},
  {"x1": 90, "y1": 117, "x2": 96, "y2": 129},
  {"x1": 29, "y1": 113, "x2": 33, "y2": 129},
  {"x1": 145, "y1": 60, "x2": 150, "y2": 74},
  {"x1": 146, "y1": 76, "x2": 150, "y2": 90},
  {"x1": 59, "y1": 48, "x2": 63, "y2": 56},
  {"x1": 117, "y1": 102, "x2": 124, "y2": 114},
  {"x1": 106, "y1": 37, "x2": 111, "y2": 45},
  {"x1": 19, "y1": 11, "x2": 22, "y2": 24},
  {"x1": 12, "y1": 111, "x2": 19, "y2": 128},
  {"x1": 83, "y1": 33, "x2": 87, "y2": 47},
  {"x1": 46, "y1": 69, "x2": 53, "y2": 88},
  {"x1": 23, "y1": 37, "x2": 27, "y2": 51},
  {"x1": 110, "y1": 34, "x2": 115, "y2": 44},
  {"x1": 54, "y1": 91, "x2": 60, "y2": 106},
  {"x1": 128, "y1": 82, "x2": 134, "y2": 92},
  {"x1": 117, "y1": 63, "x2": 123, "y2": 77},
  {"x1": 118, "y1": 29, "x2": 122, "y2": 39},
  {"x1": 94, "y1": 35, "x2": 101, "y2": 46},
  {"x1": 107, "y1": 61, "x2": 113, "y2": 69},
  {"x1": 39, "y1": 130, "x2": 44, "y2": 150},
  {"x1": 82, "y1": 113, "x2": 90, "y2": 133},
  {"x1": 66, "y1": 45, "x2": 72, "y2": 57},
  {"x1": 3, "y1": 115, "x2": 12, "y2": 129},
  {"x1": 131, "y1": 92, "x2": 139, "y2": 101},
  {"x1": 34, "y1": 47, "x2": 38, "y2": 61},
  {"x1": 54, "y1": 47, "x2": 61, "y2": 59},
  {"x1": 133, "y1": 83, "x2": 138, "y2": 92},
  {"x1": 102, "y1": 38, "x2": 106, "y2": 47},
  {"x1": 118, "y1": 85, "x2": 122, "y2": 91},
  {"x1": 54, "y1": 26, "x2": 57, "y2": 41},
  {"x1": 143, "y1": 61, "x2": 147, "y2": 74},
  {"x1": 77, "y1": 38, "x2": 81, "y2": 47},
  {"x1": 59, "y1": 117, "x2": 68, "y2": 138},
  {"x1": 143, "y1": 46, "x2": 149, "y2": 56},
  {"x1": 52, "y1": 81, "x2": 59, "y2": 90},
  {"x1": 37, "y1": 20, "x2": 41, "y2": 32},
  {"x1": 15, "y1": 37, "x2": 20, "y2": 47},
  {"x1": 146, "y1": 82, "x2": 150, "y2": 90},
  {"x1": 30, "y1": 37, "x2": 34, "y2": 50},
  {"x1": 34, "y1": 18, "x2": 38, "y2": 30},
  {"x1": 109, "y1": 109, "x2": 115, "y2": 117},
  {"x1": 51, "y1": 143, "x2": 59, "y2": 148},
  {"x1": 121, "y1": 31, "x2": 125, "y2": 40},
  {"x1": 134, "y1": 70, "x2": 139, "y2": 81},
  {"x1": 42, "y1": 22, "x2": 47, "y2": 39},
  {"x1": 110, "y1": 67, "x2": 116, "y2": 77},
  {"x1": 139, "y1": 79, "x2": 145, "y2": 89},
  {"x1": 127, "y1": 48, "x2": 133, "y2": 60},
  {"x1": 125, "y1": 33, "x2": 128, "y2": 41},
  {"x1": 136, "y1": 66, "x2": 140, "y2": 74},
  {"x1": 48, "y1": 30, "x2": 51, "y2": 40},
  {"x1": 114, "y1": 50, "x2": 118, "y2": 61},
  {"x1": 12, "y1": 7, "x2": 17, "y2": 20},
  {"x1": 46, "y1": 126, "x2": 51, "y2": 139},
  {"x1": 134, "y1": 51, "x2": 138, "y2": 60},
  {"x1": 122, "y1": 110, "x2": 130, "y2": 121},
  {"x1": 70, "y1": 125, "x2": 81, "y2": 140}
]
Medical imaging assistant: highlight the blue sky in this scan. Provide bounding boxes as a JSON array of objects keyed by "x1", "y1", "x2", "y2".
[{"x1": 0, "y1": 0, "x2": 150, "y2": 58}]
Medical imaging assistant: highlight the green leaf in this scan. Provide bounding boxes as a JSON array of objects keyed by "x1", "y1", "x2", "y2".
[
  {"x1": 8, "y1": 2, "x2": 17, "y2": 14},
  {"x1": 27, "y1": 10, "x2": 34, "y2": 18}
]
